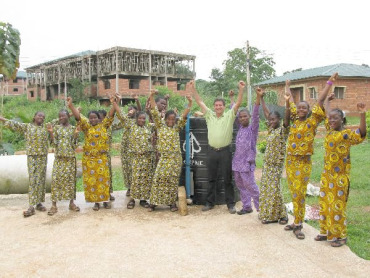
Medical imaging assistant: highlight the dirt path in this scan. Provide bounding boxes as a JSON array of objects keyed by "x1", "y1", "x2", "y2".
[{"x1": 0, "y1": 192, "x2": 369, "y2": 277}]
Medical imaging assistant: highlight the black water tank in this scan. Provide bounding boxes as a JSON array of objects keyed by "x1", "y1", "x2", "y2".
[{"x1": 179, "y1": 117, "x2": 239, "y2": 205}]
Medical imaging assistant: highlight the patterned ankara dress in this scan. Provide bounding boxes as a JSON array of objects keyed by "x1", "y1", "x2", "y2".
[
  {"x1": 149, "y1": 107, "x2": 186, "y2": 205},
  {"x1": 118, "y1": 117, "x2": 135, "y2": 190},
  {"x1": 286, "y1": 103, "x2": 325, "y2": 225},
  {"x1": 50, "y1": 125, "x2": 78, "y2": 202},
  {"x1": 259, "y1": 125, "x2": 289, "y2": 222},
  {"x1": 4, "y1": 121, "x2": 49, "y2": 206},
  {"x1": 319, "y1": 120, "x2": 365, "y2": 241},
  {"x1": 116, "y1": 110, "x2": 154, "y2": 200},
  {"x1": 79, "y1": 116, "x2": 113, "y2": 203}
]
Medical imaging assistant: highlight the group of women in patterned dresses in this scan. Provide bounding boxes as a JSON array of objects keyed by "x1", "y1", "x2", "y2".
[
  {"x1": 252, "y1": 72, "x2": 367, "y2": 247},
  {"x1": 0, "y1": 74, "x2": 366, "y2": 248},
  {"x1": 0, "y1": 83, "x2": 192, "y2": 216}
]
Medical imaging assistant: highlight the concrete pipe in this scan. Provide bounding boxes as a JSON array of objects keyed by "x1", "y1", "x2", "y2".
[{"x1": 0, "y1": 154, "x2": 54, "y2": 194}]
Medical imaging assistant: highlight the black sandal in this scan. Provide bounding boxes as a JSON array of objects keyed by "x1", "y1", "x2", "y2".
[
  {"x1": 139, "y1": 200, "x2": 149, "y2": 208},
  {"x1": 170, "y1": 204, "x2": 178, "y2": 212},
  {"x1": 148, "y1": 204, "x2": 156, "y2": 212},
  {"x1": 127, "y1": 200, "x2": 135, "y2": 209},
  {"x1": 284, "y1": 224, "x2": 294, "y2": 231},
  {"x1": 293, "y1": 225, "x2": 305, "y2": 240},
  {"x1": 261, "y1": 220, "x2": 278, "y2": 224},
  {"x1": 279, "y1": 217, "x2": 289, "y2": 225},
  {"x1": 330, "y1": 238, "x2": 347, "y2": 247},
  {"x1": 314, "y1": 235, "x2": 328, "y2": 241}
]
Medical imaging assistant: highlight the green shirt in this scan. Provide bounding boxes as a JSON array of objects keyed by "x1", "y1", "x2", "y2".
[{"x1": 204, "y1": 108, "x2": 236, "y2": 148}]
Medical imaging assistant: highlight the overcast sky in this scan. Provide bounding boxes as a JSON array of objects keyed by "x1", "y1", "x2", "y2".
[{"x1": 2, "y1": 0, "x2": 369, "y2": 80}]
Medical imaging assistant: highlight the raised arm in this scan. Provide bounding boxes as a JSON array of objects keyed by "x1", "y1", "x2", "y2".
[
  {"x1": 108, "y1": 93, "x2": 116, "y2": 118},
  {"x1": 182, "y1": 93, "x2": 193, "y2": 120},
  {"x1": 255, "y1": 87, "x2": 263, "y2": 105},
  {"x1": 134, "y1": 95, "x2": 142, "y2": 112},
  {"x1": 261, "y1": 98, "x2": 270, "y2": 120},
  {"x1": 190, "y1": 80, "x2": 208, "y2": 114},
  {"x1": 285, "y1": 80, "x2": 294, "y2": 103},
  {"x1": 46, "y1": 123, "x2": 54, "y2": 142},
  {"x1": 283, "y1": 90, "x2": 291, "y2": 128},
  {"x1": 67, "y1": 97, "x2": 81, "y2": 121},
  {"x1": 149, "y1": 89, "x2": 157, "y2": 109},
  {"x1": 318, "y1": 72, "x2": 338, "y2": 108},
  {"x1": 324, "y1": 92, "x2": 335, "y2": 117},
  {"x1": 229, "y1": 90, "x2": 235, "y2": 108},
  {"x1": 233, "y1": 81, "x2": 245, "y2": 113},
  {"x1": 357, "y1": 103, "x2": 367, "y2": 138}
]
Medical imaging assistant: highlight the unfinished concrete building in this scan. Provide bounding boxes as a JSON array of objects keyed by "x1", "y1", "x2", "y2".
[{"x1": 25, "y1": 46, "x2": 196, "y2": 103}]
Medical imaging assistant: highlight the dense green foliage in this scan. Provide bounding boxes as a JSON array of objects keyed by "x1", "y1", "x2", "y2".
[
  {"x1": 209, "y1": 46, "x2": 276, "y2": 95},
  {"x1": 0, "y1": 22, "x2": 21, "y2": 79}
]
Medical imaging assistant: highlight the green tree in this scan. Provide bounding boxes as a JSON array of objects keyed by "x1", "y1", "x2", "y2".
[
  {"x1": 68, "y1": 78, "x2": 90, "y2": 103},
  {"x1": 0, "y1": 22, "x2": 21, "y2": 148},
  {"x1": 210, "y1": 46, "x2": 276, "y2": 94},
  {"x1": 0, "y1": 22, "x2": 21, "y2": 79}
]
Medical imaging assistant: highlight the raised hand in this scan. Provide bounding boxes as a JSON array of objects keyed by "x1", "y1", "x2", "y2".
[
  {"x1": 46, "y1": 123, "x2": 53, "y2": 133},
  {"x1": 238, "y1": 81, "x2": 246, "y2": 90},
  {"x1": 357, "y1": 103, "x2": 366, "y2": 113},
  {"x1": 150, "y1": 89, "x2": 158, "y2": 96},
  {"x1": 285, "y1": 79, "x2": 291, "y2": 87},
  {"x1": 77, "y1": 107, "x2": 82, "y2": 113},
  {"x1": 186, "y1": 94, "x2": 192, "y2": 103},
  {"x1": 74, "y1": 125, "x2": 81, "y2": 135},
  {"x1": 329, "y1": 72, "x2": 339, "y2": 82},
  {"x1": 133, "y1": 94, "x2": 138, "y2": 101},
  {"x1": 164, "y1": 94, "x2": 170, "y2": 100},
  {"x1": 67, "y1": 97, "x2": 73, "y2": 107},
  {"x1": 228, "y1": 90, "x2": 235, "y2": 98},
  {"x1": 256, "y1": 87, "x2": 264, "y2": 98},
  {"x1": 327, "y1": 92, "x2": 335, "y2": 101}
]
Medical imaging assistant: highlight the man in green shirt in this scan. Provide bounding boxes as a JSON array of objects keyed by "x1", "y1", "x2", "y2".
[{"x1": 192, "y1": 81, "x2": 244, "y2": 213}]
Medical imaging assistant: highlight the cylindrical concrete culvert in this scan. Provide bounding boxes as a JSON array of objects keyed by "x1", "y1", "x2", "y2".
[
  {"x1": 0, "y1": 154, "x2": 55, "y2": 194},
  {"x1": 180, "y1": 117, "x2": 239, "y2": 205}
]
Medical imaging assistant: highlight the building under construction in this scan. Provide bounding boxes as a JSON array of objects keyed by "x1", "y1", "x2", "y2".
[{"x1": 25, "y1": 46, "x2": 196, "y2": 102}]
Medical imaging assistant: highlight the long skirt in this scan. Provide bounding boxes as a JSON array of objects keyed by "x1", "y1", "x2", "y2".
[
  {"x1": 121, "y1": 146, "x2": 132, "y2": 189},
  {"x1": 259, "y1": 162, "x2": 287, "y2": 221},
  {"x1": 319, "y1": 172, "x2": 349, "y2": 241},
  {"x1": 130, "y1": 152, "x2": 154, "y2": 200},
  {"x1": 27, "y1": 155, "x2": 47, "y2": 206},
  {"x1": 107, "y1": 152, "x2": 113, "y2": 193},
  {"x1": 82, "y1": 153, "x2": 110, "y2": 203},
  {"x1": 51, "y1": 157, "x2": 76, "y2": 202},
  {"x1": 149, "y1": 153, "x2": 182, "y2": 205},
  {"x1": 286, "y1": 155, "x2": 312, "y2": 225}
]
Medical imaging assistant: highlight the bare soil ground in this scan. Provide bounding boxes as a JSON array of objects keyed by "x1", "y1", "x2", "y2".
[{"x1": 0, "y1": 191, "x2": 369, "y2": 278}]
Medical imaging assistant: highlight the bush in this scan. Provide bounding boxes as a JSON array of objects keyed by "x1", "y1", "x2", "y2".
[{"x1": 257, "y1": 140, "x2": 267, "y2": 153}]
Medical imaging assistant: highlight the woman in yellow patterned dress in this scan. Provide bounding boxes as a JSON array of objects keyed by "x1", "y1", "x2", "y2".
[
  {"x1": 113, "y1": 99, "x2": 154, "y2": 209},
  {"x1": 284, "y1": 73, "x2": 338, "y2": 239},
  {"x1": 0, "y1": 112, "x2": 51, "y2": 217},
  {"x1": 148, "y1": 88, "x2": 192, "y2": 212},
  {"x1": 67, "y1": 96, "x2": 115, "y2": 211},
  {"x1": 314, "y1": 99, "x2": 366, "y2": 247},
  {"x1": 46, "y1": 109, "x2": 80, "y2": 216}
]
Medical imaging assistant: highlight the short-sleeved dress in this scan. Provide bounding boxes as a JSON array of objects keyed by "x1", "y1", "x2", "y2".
[
  {"x1": 79, "y1": 116, "x2": 113, "y2": 203},
  {"x1": 319, "y1": 120, "x2": 365, "y2": 241},
  {"x1": 50, "y1": 125, "x2": 78, "y2": 202},
  {"x1": 149, "y1": 107, "x2": 186, "y2": 205},
  {"x1": 286, "y1": 103, "x2": 325, "y2": 225},
  {"x1": 116, "y1": 110, "x2": 154, "y2": 200}
]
